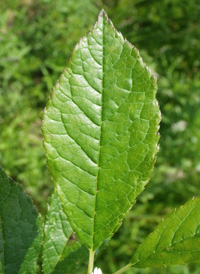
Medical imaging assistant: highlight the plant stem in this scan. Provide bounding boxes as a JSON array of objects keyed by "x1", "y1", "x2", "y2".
[
  {"x1": 113, "y1": 264, "x2": 132, "y2": 274},
  {"x1": 87, "y1": 249, "x2": 95, "y2": 274}
]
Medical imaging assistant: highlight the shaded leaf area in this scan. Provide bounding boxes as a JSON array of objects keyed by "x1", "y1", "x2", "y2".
[
  {"x1": 0, "y1": 166, "x2": 42, "y2": 274},
  {"x1": 42, "y1": 191, "x2": 88, "y2": 274},
  {"x1": 43, "y1": 10, "x2": 160, "y2": 251},
  {"x1": 131, "y1": 197, "x2": 200, "y2": 268}
]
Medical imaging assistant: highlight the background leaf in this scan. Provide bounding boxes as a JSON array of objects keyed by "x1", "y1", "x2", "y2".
[
  {"x1": 42, "y1": 191, "x2": 88, "y2": 274},
  {"x1": 131, "y1": 197, "x2": 200, "y2": 268},
  {"x1": 0, "y1": 166, "x2": 42, "y2": 274},
  {"x1": 42, "y1": 10, "x2": 160, "y2": 251}
]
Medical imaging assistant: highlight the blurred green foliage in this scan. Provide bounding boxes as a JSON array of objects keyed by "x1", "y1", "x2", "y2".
[{"x1": 0, "y1": 0, "x2": 200, "y2": 273}]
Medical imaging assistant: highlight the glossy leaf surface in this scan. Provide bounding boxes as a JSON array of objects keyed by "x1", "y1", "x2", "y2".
[
  {"x1": 131, "y1": 197, "x2": 200, "y2": 268},
  {"x1": 42, "y1": 10, "x2": 160, "y2": 251},
  {"x1": 0, "y1": 167, "x2": 42, "y2": 274},
  {"x1": 42, "y1": 191, "x2": 88, "y2": 274}
]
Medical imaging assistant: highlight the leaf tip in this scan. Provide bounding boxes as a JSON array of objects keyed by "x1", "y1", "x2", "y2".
[
  {"x1": 99, "y1": 9, "x2": 108, "y2": 18},
  {"x1": 98, "y1": 9, "x2": 115, "y2": 29}
]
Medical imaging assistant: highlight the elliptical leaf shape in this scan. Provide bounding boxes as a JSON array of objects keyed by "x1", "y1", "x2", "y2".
[{"x1": 42, "y1": 10, "x2": 160, "y2": 251}]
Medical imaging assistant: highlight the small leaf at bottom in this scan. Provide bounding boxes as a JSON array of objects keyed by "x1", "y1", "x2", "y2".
[{"x1": 42, "y1": 191, "x2": 88, "y2": 274}]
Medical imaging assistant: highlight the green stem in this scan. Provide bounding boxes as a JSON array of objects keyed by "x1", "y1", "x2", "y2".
[
  {"x1": 87, "y1": 249, "x2": 95, "y2": 274},
  {"x1": 113, "y1": 264, "x2": 132, "y2": 274}
]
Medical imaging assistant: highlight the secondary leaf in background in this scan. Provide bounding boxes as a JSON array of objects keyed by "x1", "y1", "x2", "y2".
[
  {"x1": 0, "y1": 166, "x2": 42, "y2": 274},
  {"x1": 130, "y1": 197, "x2": 200, "y2": 268},
  {"x1": 42, "y1": 10, "x2": 160, "y2": 252},
  {"x1": 42, "y1": 191, "x2": 88, "y2": 274}
]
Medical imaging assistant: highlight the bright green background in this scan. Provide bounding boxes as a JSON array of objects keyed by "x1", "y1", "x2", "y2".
[{"x1": 0, "y1": 0, "x2": 200, "y2": 273}]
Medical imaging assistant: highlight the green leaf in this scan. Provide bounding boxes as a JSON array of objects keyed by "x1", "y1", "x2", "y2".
[
  {"x1": 131, "y1": 197, "x2": 200, "y2": 268},
  {"x1": 0, "y1": 166, "x2": 42, "y2": 274},
  {"x1": 42, "y1": 191, "x2": 88, "y2": 274},
  {"x1": 42, "y1": 10, "x2": 160, "y2": 251}
]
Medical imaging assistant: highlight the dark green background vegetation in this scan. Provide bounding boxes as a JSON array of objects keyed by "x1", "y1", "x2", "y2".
[{"x1": 0, "y1": 0, "x2": 200, "y2": 273}]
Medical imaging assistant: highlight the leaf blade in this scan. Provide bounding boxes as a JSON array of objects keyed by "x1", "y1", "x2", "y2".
[
  {"x1": 0, "y1": 166, "x2": 42, "y2": 274},
  {"x1": 42, "y1": 10, "x2": 160, "y2": 251},
  {"x1": 42, "y1": 191, "x2": 88, "y2": 274},
  {"x1": 131, "y1": 197, "x2": 200, "y2": 268}
]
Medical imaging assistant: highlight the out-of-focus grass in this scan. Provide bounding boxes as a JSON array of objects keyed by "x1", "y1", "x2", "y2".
[{"x1": 0, "y1": 0, "x2": 200, "y2": 273}]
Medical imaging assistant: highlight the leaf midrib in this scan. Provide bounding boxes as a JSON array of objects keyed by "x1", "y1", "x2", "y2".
[{"x1": 91, "y1": 12, "x2": 105, "y2": 252}]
